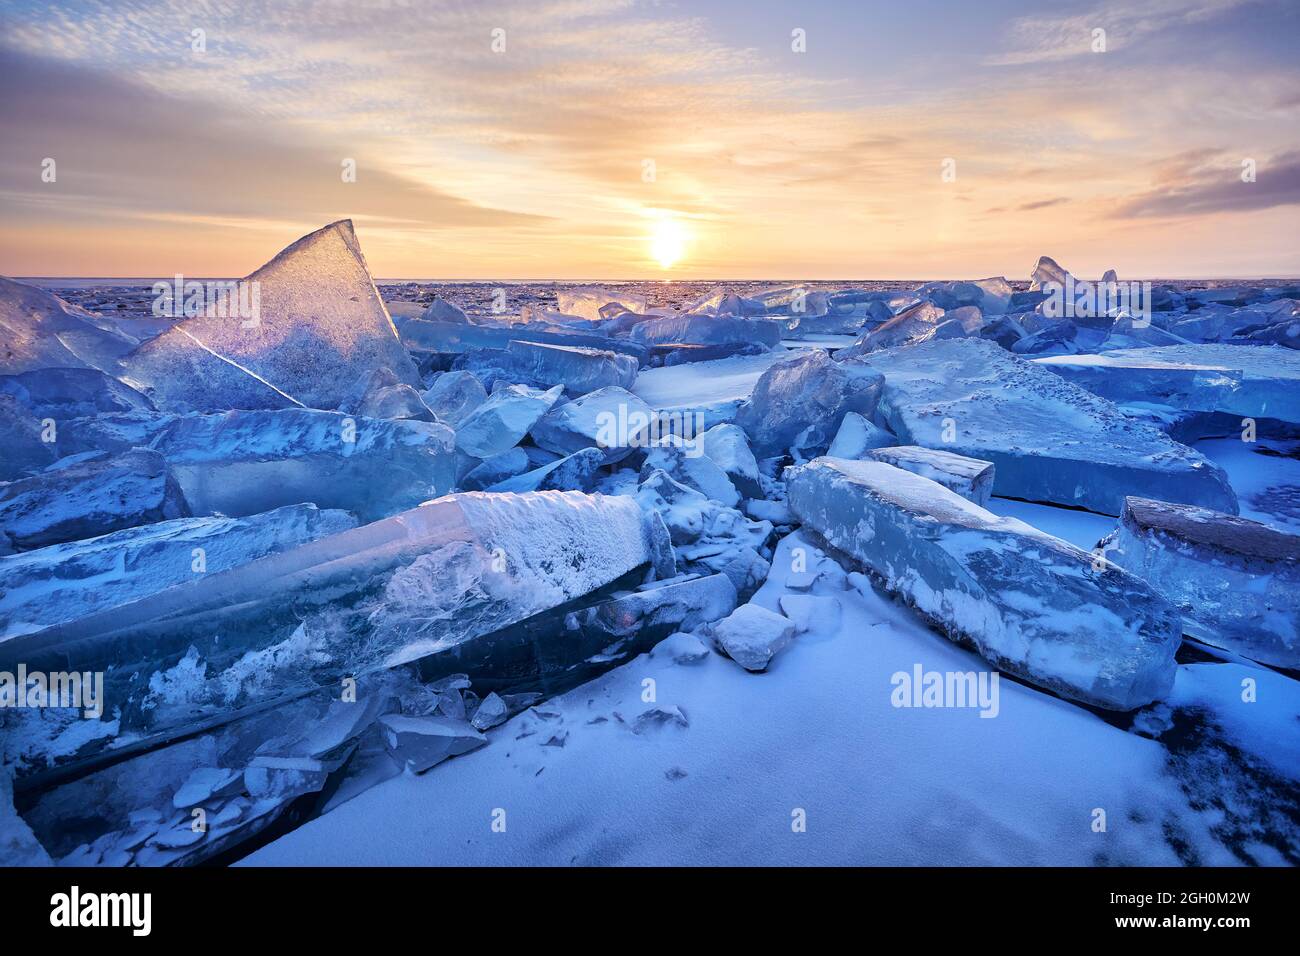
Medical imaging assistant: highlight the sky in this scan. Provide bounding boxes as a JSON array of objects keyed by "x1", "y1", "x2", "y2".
[{"x1": 0, "y1": 0, "x2": 1297, "y2": 280}]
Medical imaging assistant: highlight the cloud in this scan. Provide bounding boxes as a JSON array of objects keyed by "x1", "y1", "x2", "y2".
[
  {"x1": 985, "y1": 0, "x2": 1250, "y2": 66},
  {"x1": 0, "y1": 46, "x2": 545, "y2": 232},
  {"x1": 1113, "y1": 150, "x2": 1300, "y2": 217}
]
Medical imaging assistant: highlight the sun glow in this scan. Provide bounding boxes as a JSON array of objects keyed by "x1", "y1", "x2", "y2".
[{"x1": 649, "y1": 217, "x2": 688, "y2": 269}]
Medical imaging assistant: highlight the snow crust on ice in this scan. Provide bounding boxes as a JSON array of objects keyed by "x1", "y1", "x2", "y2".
[
  {"x1": 867, "y1": 445, "x2": 995, "y2": 506},
  {"x1": 1038, "y1": 344, "x2": 1300, "y2": 428},
  {"x1": 786, "y1": 457, "x2": 1181, "y2": 710},
  {"x1": 853, "y1": 337, "x2": 1238, "y2": 516}
]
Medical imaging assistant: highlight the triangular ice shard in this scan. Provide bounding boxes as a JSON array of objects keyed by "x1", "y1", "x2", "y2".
[{"x1": 124, "y1": 220, "x2": 418, "y2": 412}]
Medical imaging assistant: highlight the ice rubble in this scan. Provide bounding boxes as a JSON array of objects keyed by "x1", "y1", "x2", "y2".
[
  {"x1": 528, "y1": 385, "x2": 653, "y2": 463},
  {"x1": 0, "y1": 276, "x2": 138, "y2": 375},
  {"x1": 787, "y1": 457, "x2": 1181, "y2": 710},
  {"x1": 556, "y1": 286, "x2": 649, "y2": 322},
  {"x1": 421, "y1": 370, "x2": 488, "y2": 425},
  {"x1": 826, "y1": 411, "x2": 896, "y2": 458},
  {"x1": 124, "y1": 221, "x2": 418, "y2": 412},
  {"x1": 0, "y1": 366, "x2": 153, "y2": 419},
  {"x1": 502, "y1": 340, "x2": 638, "y2": 394},
  {"x1": 701, "y1": 423, "x2": 763, "y2": 499},
  {"x1": 851, "y1": 337, "x2": 1238, "y2": 515},
  {"x1": 0, "y1": 491, "x2": 671, "y2": 772},
  {"x1": 0, "y1": 503, "x2": 356, "y2": 638},
  {"x1": 62, "y1": 407, "x2": 456, "y2": 523},
  {"x1": 867, "y1": 446, "x2": 995, "y2": 506},
  {"x1": 487, "y1": 448, "x2": 606, "y2": 493},
  {"x1": 455, "y1": 384, "x2": 562, "y2": 460},
  {"x1": 1103, "y1": 496, "x2": 1299, "y2": 669},
  {"x1": 735, "y1": 349, "x2": 884, "y2": 458},
  {"x1": 0, "y1": 449, "x2": 190, "y2": 552},
  {"x1": 1036, "y1": 344, "x2": 1300, "y2": 433},
  {"x1": 709, "y1": 603, "x2": 797, "y2": 672}
]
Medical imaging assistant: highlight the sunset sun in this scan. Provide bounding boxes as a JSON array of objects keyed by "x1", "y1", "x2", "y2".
[{"x1": 649, "y1": 217, "x2": 688, "y2": 269}]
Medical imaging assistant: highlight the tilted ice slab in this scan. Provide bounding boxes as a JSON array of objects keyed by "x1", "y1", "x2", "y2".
[
  {"x1": 149, "y1": 408, "x2": 455, "y2": 522},
  {"x1": 853, "y1": 338, "x2": 1237, "y2": 516},
  {"x1": 0, "y1": 449, "x2": 190, "y2": 552},
  {"x1": 630, "y1": 314, "x2": 783, "y2": 349},
  {"x1": 787, "y1": 457, "x2": 1181, "y2": 710},
  {"x1": 1103, "y1": 497, "x2": 1300, "y2": 669},
  {"x1": 736, "y1": 349, "x2": 883, "y2": 458},
  {"x1": 0, "y1": 276, "x2": 138, "y2": 375},
  {"x1": 400, "y1": 318, "x2": 648, "y2": 362},
  {"x1": 529, "y1": 386, "x2": 654, "y2": 464},
  {"x1": 0, "y1": 503, "x2": 356, "y2": 639},
  {"x1": 0, "y1": 491, "x2": 670, "y2": 772},
  {"x1": 868, "y1": 446, "x2": 994, "y2": 506},
  {"x1": 1038, "y1": 345, "x2": 1300, "y2": 428},
  {"x1": 504, "y1": 340, "x2": 638, "y2": 395},
  {"x1": 124, "y1": 220, "x2": 418, "y2": 412},
  {"x1": 456, "y1": 384, "x2": 562, "y2": 461}
]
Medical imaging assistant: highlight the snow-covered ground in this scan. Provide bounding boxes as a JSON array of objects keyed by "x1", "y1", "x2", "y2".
[{"x1": 245, "y1": 440, "x2": 1300, "y2": 867}]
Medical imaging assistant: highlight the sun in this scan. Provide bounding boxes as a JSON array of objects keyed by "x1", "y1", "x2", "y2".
[{"x1": 649, "y1": 217, "x2": 688, "y2": 269}]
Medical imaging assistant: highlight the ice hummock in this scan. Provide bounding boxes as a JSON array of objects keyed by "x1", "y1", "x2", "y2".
[
  {"x1": 851, "y1": 337, "x2": 1238, "y2": 516},
  {"x1": 787, "y1": 457, "x2": 1181, "y2": 710},
  {"x1": 0, "y1": 449, "x2": 190, "y2": 552},
  {"x1": 867, "y1": 445, "x2": 995, "y2": 506},
  {"x1": 0, "y1": 276, "x2": 138, "y2": 375},
  {"x1": 1103, "y1": 496, "x2": 1300, "y2": 668},
  {"x1": 0, "y1": 491, "x2": 671, "y2": 775},
  {"x1": 1037, "y1": 344, "x2": 1300, "y2": 432},
  {"x1": 0, "y1": 503, "x2": 356, "y2": 638},
  {"x1": 735, "y1": 349, "x2": 884, "y2": 458},
  {"x1": 123, "y1": 220, "x2": 419, "y2": 412}
]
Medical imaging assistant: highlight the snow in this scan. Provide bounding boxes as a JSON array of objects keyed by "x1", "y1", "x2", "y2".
[
  {"x1": 631, "y1": 350, "x2": 788, "y2": 425},
  {"x1": 243, "y1": 529, "x2": 1297, "y2": 866}
]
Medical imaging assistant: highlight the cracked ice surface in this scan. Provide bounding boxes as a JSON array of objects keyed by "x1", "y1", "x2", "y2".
[{"x1": 853, "y1": 337, "x2": 1238, "y2": 516}]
